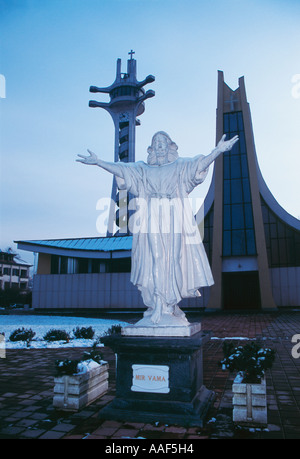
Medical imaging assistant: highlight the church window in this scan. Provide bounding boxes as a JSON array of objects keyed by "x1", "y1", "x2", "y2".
[{"x1": 222, "y1": 111, "x2": 256, "y2": 256}]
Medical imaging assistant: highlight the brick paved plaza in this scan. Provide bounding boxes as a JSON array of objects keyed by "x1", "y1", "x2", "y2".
[{"x1": 0, "y1": 311, "x2": 300, "y2": 439}]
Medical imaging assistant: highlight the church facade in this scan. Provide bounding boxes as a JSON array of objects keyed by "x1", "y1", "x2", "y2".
[
  {"x1": 200, "y1": 71, "x2": 300, "y2": 310},
  {"x1": 16, "y1": 68, "x2": 300, "y2": 312}
]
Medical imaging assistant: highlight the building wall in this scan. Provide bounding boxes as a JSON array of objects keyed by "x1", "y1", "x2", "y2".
[
  {"x1": 37, "y1": 253, "x2": 51, "y2": 274},
  {"x1": 0, "y1": 263, "x2": 30, "y2": 290},
  {"x1": 270, "y1": 267, "x2": 300, "y2": 307},
  {"x1": 32, "y1": 273, "x2": 209, "y2": 310}
]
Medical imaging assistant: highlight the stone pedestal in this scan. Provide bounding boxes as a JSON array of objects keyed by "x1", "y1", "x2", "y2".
[
  {"x1": 99, "y1": 331, "x2": 214, "y2": 427},
  {"x1": 122, "y1": 315, "x2": 201, "y2": 337}
]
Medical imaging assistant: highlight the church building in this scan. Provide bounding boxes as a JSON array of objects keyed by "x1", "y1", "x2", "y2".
[
  {"x1": 16, "y1": 57, "x2": 300, "y2": 313},
  {"x1": 200, "y1": 71, "x2": 300, "y2": 310}
]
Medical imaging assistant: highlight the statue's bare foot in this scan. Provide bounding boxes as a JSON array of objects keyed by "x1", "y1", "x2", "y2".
[{"x1": 164, "y1": 304, "x2": 175, "y2": 315}]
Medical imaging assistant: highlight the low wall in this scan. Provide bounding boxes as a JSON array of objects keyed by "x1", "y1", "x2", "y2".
[{"x1": 32, "y1": 273, "x2": 209, "y2": 310}]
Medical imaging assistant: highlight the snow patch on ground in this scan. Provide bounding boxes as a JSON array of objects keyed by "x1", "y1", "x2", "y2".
[{"x1": 0, "y1": 315, "x2": 129, "y2": 349}]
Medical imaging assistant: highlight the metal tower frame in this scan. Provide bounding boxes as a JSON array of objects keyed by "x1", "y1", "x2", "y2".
[{"x1": 89, "y1": 51, "x2": 155, "y2": 235}]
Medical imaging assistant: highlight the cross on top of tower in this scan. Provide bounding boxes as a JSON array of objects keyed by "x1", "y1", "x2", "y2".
[{"x1": 128, "y1": 49, "x2": 135, "y2": 59}]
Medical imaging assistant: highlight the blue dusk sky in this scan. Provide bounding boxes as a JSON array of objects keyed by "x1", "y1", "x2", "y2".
[{"x1": 0, "y1": 0, "x2": 299, "y2": 265}]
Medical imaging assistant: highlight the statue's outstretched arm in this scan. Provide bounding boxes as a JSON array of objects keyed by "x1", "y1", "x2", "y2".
[
  {"x1": 76, "y1": 149, "x2": 124, "y2": 178},
  {"x1": 200, "y1": 134, "x2": 239, "y2": 170}
]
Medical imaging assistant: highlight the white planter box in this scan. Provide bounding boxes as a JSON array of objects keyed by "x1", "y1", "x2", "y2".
[
  {"x1": 232, "y1": 375, "x2": 267, "y2": 426},
  {"x1": 53, "y1": 361, "x2": 109, "y2": 411}
]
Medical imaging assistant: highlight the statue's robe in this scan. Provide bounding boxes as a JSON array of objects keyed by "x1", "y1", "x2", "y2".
[{"x1": 114, "y1": 155, "x2": 214, "y2": 312}]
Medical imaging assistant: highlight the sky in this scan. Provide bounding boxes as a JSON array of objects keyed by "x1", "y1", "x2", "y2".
[{"x1": 0, "y1": 0, "x2": 299, "y2": 266}]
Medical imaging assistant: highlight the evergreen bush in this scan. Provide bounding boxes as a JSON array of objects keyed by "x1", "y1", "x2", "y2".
[
  {"x1": 9, "y1": 327, "x2": 36, "y2": 346},
  {"x1": 54, "y1": 358, "x2": 80, "y2": 376},
  {"x1": 43, "y1": 329, "x2": 70, "y2": 342},
  {"x1": 55, "y1": 342, "x2": 103, "y2": 376},
  {"x1": 220, "y1": 341, "x2": 275, "y2": 384},
  {"x1": 99, "y1": 324, "x2": 122, "y2": 345},
  {"x1": 82, "y1": 341, "x2": 103, "y2": 364},
  {"x1": 103, "y1": 324, "x2": 122, "y2": 336},
  {"x1": 73, "y1": 326, "x2": 95, "y2": 340}
]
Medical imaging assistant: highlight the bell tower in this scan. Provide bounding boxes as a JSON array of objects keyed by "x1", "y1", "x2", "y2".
[{"x1": 89, "y1": 51, "x2": 155, "y2": 235}]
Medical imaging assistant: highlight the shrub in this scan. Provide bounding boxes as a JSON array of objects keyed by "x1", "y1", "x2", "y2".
[
  {"x1": 104, "y1": 324, "x2": 122, "y2": 336},
  {"x1": 73, "y1": 326, "x2": 95, "y2": 340},
  {"x1": 82, "y1": 342, "x2": 103, "y2": 364},
  {"x1": 55, "y1": 358, "x2": 80, "y2": 376},
  {"x1": 220, "y1": 341, "x2": 275, "y2": 384},
  {"x1": 9, "y1": 327, "x2": 36, "y2": 346},
  {"x1": 54, "y1": 342, "x2": 103, "y2": 376},
  {"x1": 43, "y1": 329, "x2": 70, "y2": 342},
  {"x1": 99, "y1": 324, "x2": 122, "y2": 345}
]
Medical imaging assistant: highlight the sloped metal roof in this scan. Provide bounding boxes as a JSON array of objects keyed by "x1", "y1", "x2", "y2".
[{"x1": 16, "y1": 236, "x2": 133, "y2": 252}]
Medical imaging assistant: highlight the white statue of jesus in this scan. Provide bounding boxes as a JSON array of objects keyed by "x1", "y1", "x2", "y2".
[{"x1": 77, "y1": 132, "x2": 238, "y2": 327}]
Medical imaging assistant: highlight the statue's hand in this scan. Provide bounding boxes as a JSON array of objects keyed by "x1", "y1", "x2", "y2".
[
  {"x1": 76, "y1": 149, "x2": 99, "y2": 165},
  {"x1": 217, "y1": 134, "x2": 239, "y2": 153}
]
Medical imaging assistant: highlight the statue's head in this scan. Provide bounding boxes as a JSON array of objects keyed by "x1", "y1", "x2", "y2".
[{"x1": 147, "y1": 131, "x2": 179, "y2": 166}]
